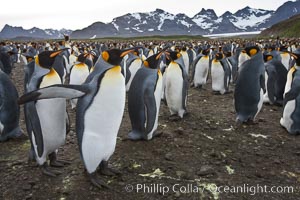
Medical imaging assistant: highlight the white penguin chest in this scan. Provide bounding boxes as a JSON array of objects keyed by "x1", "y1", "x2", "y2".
[
  {"x1": 195, "y1": 56, "x2": 209, "y2": 78},
  {"x1": 165, "y1": 63, "x2": 183, "y2": 107},
  {"x1": 211, "y1": 61, "x2": 225, "y2": 91},
  {"x1": 84, "y1": 66, "x2": 125, "y2": 135},
  {"x1": 70, "y1": 63, "x2": 90, "y2": 85},
  {"x1": 81, "y1": 66, "x2": 125, "y2": 173},
  {"x1": 284, "y1": 67, "x2": 296, "y2": 95}
]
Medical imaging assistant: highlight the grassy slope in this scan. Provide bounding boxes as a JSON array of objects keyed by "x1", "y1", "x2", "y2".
[{"x1": 261, "y1": 14, "x2": 300, "y2": 38}]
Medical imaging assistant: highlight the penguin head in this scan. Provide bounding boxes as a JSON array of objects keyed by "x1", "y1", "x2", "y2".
[
  {"x1": 263, "y1": 54, "x2": 273, "y2": 63},
  {"x1": 214, "y1": 52, "x2": 224, "y2": 61},
  {"x1": 166, "y1": 51, "x2": 181, "y2": 61},
  {"x1": 224, "y1": 51, "x2": 232, "y2": 57},
  {"x1": 202, "y1": 48, "x2": 210, "y2": 56},
  {"x1": 244, "y1": 46, "x2": 260, "y2": 57},
  {"x1": 64, "y1": 34, "x2": 70, "y2": 42},
  {"x1": 35, "y1": 48, "x2": 69, "y2": 69},
  {"x1": 279, "y1": 45, "x2": 288, "y2": 52},
  {"x1": 101, "y1": 47, "x2": 139, "y2": 66},
  {"x1": 289, "y1": 49, "x2": 300, "y2": 66},
  {"x1": 144, "y1": 45, "x2": 169, "y2": 69}
]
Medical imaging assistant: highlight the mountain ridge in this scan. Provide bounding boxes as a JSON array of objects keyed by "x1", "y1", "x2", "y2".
[{"x1": 1, "y1": 1, "x2": 299, "y2": 39}]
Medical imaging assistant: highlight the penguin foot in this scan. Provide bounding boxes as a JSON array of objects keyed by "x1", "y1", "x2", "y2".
[
  {"x1": 127, "y1": 131, "x2": 143, "y2": 141},
  {"x1": 99, "y1": 161, "x2": 121, "y2": 176},
  {"x1": 152, "y1": 131, "x2": 163, "y2": 138},
  {"x1": 89, "y1": 173, "x2": 111, "y2": 189},
  {"x1": 49, "y1": 152, "x2": 71, "y2": 167},
  {"x1": 41, "y1": 164, "x2": 62, "y2": 177},
  {"x1": 169, "y1": 114, "x2": 181, "y2": 121},
  {"x1": 244, "y1": 120, "x2": 258, "y2": 125},
  {"x1": 50, "y1": 160, "x2": 71, "y2": 167}
]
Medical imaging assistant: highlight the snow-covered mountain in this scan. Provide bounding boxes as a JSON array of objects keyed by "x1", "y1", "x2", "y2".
[
  {"x1": 0, "y1": 24, "x2": 72, "y2": 39},
  {"x1": 1, "y1": 0, "x2": 300, "y2": 39},
  {"x1": 71, "y1": 0, "x2": 300, "y2": 38}
]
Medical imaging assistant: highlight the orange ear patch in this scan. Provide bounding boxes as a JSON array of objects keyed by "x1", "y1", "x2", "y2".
[
  {"x1": 144, "y1": 61, "x2": 149, "y2": 67},
  {"x1": 102, "y1": 51, "x2": 109, "y2": 61},
  {"x1": 249, "y1": 49, "x2": 257, "y2": 56},
  {"x1": 267, "y1": 55, "x2": 273, "y2": 61}
]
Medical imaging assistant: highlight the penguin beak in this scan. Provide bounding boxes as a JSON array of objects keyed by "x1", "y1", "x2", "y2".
[
  {"x1": 50, "y1": 48, "x2": 69, "y2": 58},
  {"x1": 155, "y1": 45, "x2": 170, "y2": 60},
  {"x1": 120, "y1": 46, "x2": 143, "y2": 58}
]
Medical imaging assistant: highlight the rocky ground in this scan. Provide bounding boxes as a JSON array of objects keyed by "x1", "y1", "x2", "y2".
[{"x1": 0, "y1": 62, "x2": 300, "y2": 200}]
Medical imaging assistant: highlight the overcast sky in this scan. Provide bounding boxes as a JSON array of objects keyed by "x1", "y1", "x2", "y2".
[{"x1": 0, "y1": 0, "x2": 294, "y2": 30}]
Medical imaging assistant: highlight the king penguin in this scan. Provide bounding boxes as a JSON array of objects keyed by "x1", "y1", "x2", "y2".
[
  {"x1": 125, "y1": 48, "x2": 143, "y2": 91},
  {"x1": 280, "y1": 50, "x2": 300, "y2": 134},
  {"x1": 22, "y1": 49, "x2": 71, "y2": 176},
  {"x1": 211, "y1": 52, "x2": 231, "y2": 94},
  {"x1": 164, "y1": 51, "x2": 189, "y2": 118},
  {"x1": 0, "y1": 62, "x2": 23, "y2": 141},
  {"x1": 263, "y1": 53, "x2": 287, "y2": 106},
  {"x1": 190, "y1": 48, "x2": 210, "y2": 88},
  {"x1": 69, "y1": 52, "x2": 97, "y2": 108},
  {"x1": 19, "y1": 47, "x2": 137, "y2": 189},
  {"x1": 180, "y1": 46, "x2": 189, "y2": 75},
  {"x1": 234, "y1": 46, "x2": 265, "y2": 123},
  {"x1": 127, "y1": 47, "x2": 168, "y2": 141}
]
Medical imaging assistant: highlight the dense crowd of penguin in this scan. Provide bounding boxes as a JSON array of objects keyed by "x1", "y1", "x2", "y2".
[{"x1": 0, "y1": 35, "x2": 300, "y2": 188}]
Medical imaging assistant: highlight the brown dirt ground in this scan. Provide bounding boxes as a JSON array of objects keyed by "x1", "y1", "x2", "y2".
[{"x1": 1, "y1": 62, "x2": 300, "y2": 200}]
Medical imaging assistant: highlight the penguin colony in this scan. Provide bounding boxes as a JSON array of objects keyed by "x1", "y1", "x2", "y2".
[{"x1": 1, "y1": 37, "x2": 300, "y2": 189}]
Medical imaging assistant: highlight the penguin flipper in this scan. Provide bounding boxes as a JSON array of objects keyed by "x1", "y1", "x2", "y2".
[
  {"x1": 266, "y1": 70, "x2": 276, "y2": 104},
  {"x1": 190, "y1": 54, "x2": 202, "y2": 81},
  {"x1": 18, "y1": 84, "x2": 89, "y2": 105},
  {"x1": 284, "y1": 77, "x2": 300, "y2": 106},
  {"x1": 144, "y1": 89, "x2": 157, "y2": 135},
  {"x1": 26, "y1": 102, "x2": 44, "y2": 157},
  {"x1": 260, "y1": 74, "x2": 266, "y2": 93}
]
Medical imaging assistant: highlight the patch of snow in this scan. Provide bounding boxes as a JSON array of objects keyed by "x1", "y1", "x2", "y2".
[
  {"x1": 124, "y1": 27, "x2": 130, "y2": 30},
  {"x1": 293, "y1": 8, "x2": 298, "y2": 13},
  {"x1": 90, "y1": 35, "x2": 96, "y2": 39},
  {"x1": 230, "y1": 13, "x2": 272, "y2": 29},
  {"x1": 157, "y1": 12, "x2": 175, "y2": 31},
  {"x1": 192, "y1": 16, "x2": 214, "y2": 29},
  {"x1": 112, "y1": 22, "x2": 119, "y2": 31},
  {"x1": 179, "y1": 20, "x2": 193, "y2": 28},
  {"x1": 248, "y1": 8, "x2": 268, "y2": 15},
  {"x1": 148, "y1": 28, "x2": 154, "y2": 32},
  {"x1": 131, "y1": 13, "x2": 141, "y2": 21},
  {"x1": 45, "y1": 30, "x2": 53, "y2": 35},
  {"x1": 132, "y1": 27, "x2": 143, "y2": 33},
  {"x1": 142, "y1": 20, "x2": 147, "y2": 24}
]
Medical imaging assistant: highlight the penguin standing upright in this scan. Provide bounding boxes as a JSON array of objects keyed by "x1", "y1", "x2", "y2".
[
  {"x1": 125, "y1": 48, "x2": 143, "y2": 91},
  {"x1": 279, "y1": 45, "x2": 292, "y2": 70},
  {"x1": 127, "y1": 47, "x2": 168, "y2": 140},
  {"x1": 69, "y1": 53, "x2": 96, "y2": 108},
  {"x1": 0, "y1": 65, "x2": 23, "y2": 141},
  {"x1": 263, "y1": 53, "x2": 287, "y2": 106},
  {"x1": 234, "y1": 46, "x2": 265, "y2": 123},
  {"x1": 211, "y1": 52, "x2": 231, "y2": 94},
  {"x1": 22, "y1": 49, "x2": 70, "y2": 176},
  {"x1": 191, "y1": 48, "x2": 210, "y2": 88},
  {"x1": 180, "y1": 46, "x2": 189, "y2": 75},
  {"x1": 164, "y1": 51, "x2": 189, "y2": 118},
  {"x1": 238, "y1": 47, "x2": 250, "y2": 68},
  {"x1": 19, "y1": 47, "x2": 137, "y2": 188},
  {"x1": 280, "y1": 50, "x2": 300, "y2": 134}
]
